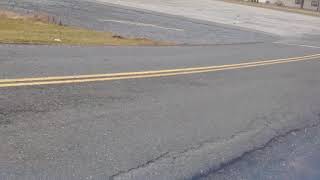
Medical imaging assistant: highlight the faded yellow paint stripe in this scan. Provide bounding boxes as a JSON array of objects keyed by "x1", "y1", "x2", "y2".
[
  {"x1": 1, "y1": 53, "x2": 320, "y2": 83},
  {"x1": 0, "y1": 54, "x2": 319, "y2": 88}
]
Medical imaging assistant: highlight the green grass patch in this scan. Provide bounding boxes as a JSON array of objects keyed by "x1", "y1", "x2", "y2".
[{"x1": 0, "y1": 11, "x2": 168, "y2": 46}]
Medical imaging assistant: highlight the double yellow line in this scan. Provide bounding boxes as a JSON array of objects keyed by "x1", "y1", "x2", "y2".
[{"x1": 0, "y1": 53, "x2": 319, "y2": 88}]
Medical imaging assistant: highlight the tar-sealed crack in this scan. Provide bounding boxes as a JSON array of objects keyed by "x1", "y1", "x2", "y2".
[
  {"x1": 192, "y1": 117, "x2": 320, "y2": 179},
  {"x1": 110, "y1": 151, "x2": 170, "y2": 180},
  {"x1": 111, "y1": 113, "x2": 320, "y2": 180}
]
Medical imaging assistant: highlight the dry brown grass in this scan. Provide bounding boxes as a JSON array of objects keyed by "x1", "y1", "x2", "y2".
[
  {"x1": 0, "y1": 10, "x2": 57, "y2": 23},
  {"x1": 0, "y1": 10, "x2": 170, "y2": 46}
]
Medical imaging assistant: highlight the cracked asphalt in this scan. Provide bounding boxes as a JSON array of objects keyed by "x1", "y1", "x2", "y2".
[
  {"x1": 200, "y1": 117, "x2": 320, "y2": 180},
  {"x1": 1, "y1": 0, "x2": 320, "y2": 179},
  {"x1": 1, "y1": 43, "x2": 320, "y2": 179}
]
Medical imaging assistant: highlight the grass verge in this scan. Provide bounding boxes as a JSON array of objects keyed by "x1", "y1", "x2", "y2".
[
  {"x1": 223, "y1": 0, "x2": 320, "y2": 17},
  {"x1": 0, "y1": 10, "x2": 169, "y2": 46}
]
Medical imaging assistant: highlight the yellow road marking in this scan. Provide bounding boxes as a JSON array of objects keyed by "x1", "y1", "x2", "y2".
[
  {"x1": 0, "y1": 54, "x2": 319, "y2": 88},
  {"x1": 1, "y1": 53, "x2": 320, "y2": 83}
]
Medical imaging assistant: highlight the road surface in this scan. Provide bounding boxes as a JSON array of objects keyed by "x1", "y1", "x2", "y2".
[
  {"x1": 200, "y1": 121, "x2": 320, "y2": 180},
  {"x1": 1, "y1": 0, "x2": 320, "y2": 179},
  {"x1": 97, "y1": 0, "x2": 320, "y2": 37},
  {"x1": 0, "y1": 0, "x2": 273, "y2": 44},
  {"x1": 1, "y1": 42, "x2": 320, "y2": 179}
]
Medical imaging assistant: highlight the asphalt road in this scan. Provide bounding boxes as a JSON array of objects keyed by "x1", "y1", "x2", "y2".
[
  {"x1": 98, "y1": 0, "x2": 320, "y2": 37},
  {"x1": 0, "y1": 0, "x2": 273, "y2": 44},
  {"x1": 1, "y1": 42, "x2": 320, "y2": 180},
  {"x1": 200, "y1": 120, "x2": 320, "y2": 180},
  {"x1": 1, "y1": 0, "x2": 320, "y2": 180}
]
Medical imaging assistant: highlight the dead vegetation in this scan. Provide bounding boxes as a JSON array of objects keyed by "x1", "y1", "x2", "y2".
[
  {"x1": 0, "y1": 10, "x2": 63, "y2": 24},
  {"x1": 0, "y1": 10, "x2": 170, "y2": 46}
]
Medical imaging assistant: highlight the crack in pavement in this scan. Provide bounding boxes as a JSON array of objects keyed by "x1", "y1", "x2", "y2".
[
  {"x1": 111, "y1": 113, "x2": 320, "y2": 180},
  {"x1": 110, "y1": 151, "x2": 170, "y2": 180},
  {"x1": 192, "y1": 114, "x2": 320, "y2": 179}
]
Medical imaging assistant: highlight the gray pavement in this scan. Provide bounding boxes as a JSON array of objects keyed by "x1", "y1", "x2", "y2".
[
  {"x1": 200, "y1": 119, "x2": 320, "y2": 180},
  {"x1": 0, "y1": 42, "x2": 318, "y2": 79},
  {"x1": 1, "y1": 42, "x2": 320, "y2": 179},
  {"x1": 0, "y1": 0, "x2": 274, "y2": 44},
  {"x1": 1, "y1": 0, "x2": 320, "y2": 179},
  {"x1": 98, "y1": 0, "x2": 320, "y2": 37}
]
